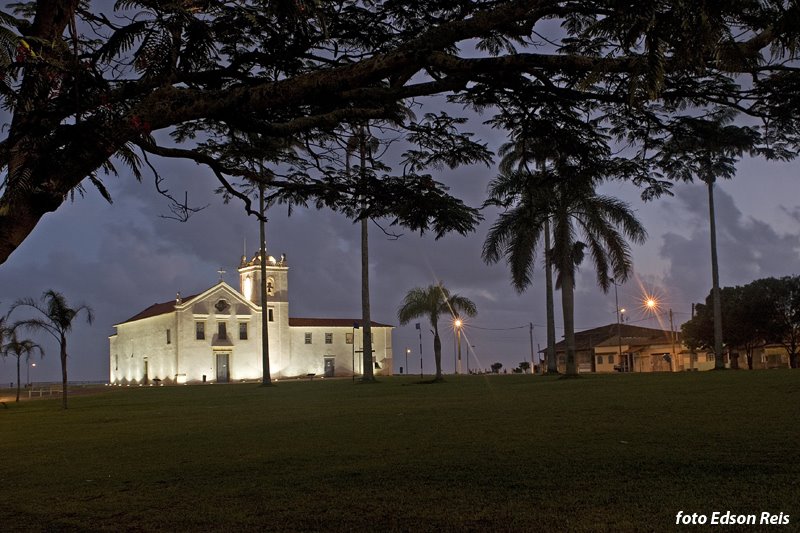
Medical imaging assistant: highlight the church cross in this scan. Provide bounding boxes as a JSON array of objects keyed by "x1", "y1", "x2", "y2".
[{"x1": 217, "y1": 267, "x2": 226, "y2": 281}]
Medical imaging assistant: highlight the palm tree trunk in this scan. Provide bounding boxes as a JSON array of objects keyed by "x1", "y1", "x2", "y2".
[
  {"x1": 433, "y1": 326, "x2": 443, "y2": 380},
  {"x1": 707, "y1": 179, "x2": 725, "y2": 370},
  {"x1": 361, "y1": 215, "x2": 374, "y2": 381},
  {"x1": 562, "y1": 271, "x2": 578, "y2": 376},
  {"x1": 544, "y1": 218, "x2": 558, "y2": 374},
  {"x1": 60, "y1": 334, "x2": 68, "y2": 409},
  {"x1": 259, "y1": 181, "x2": 272, "y2": 385},
  {"x1": 359, "y1": 129, "x2": 375, "y2": 382},
  {"x1": 16, "y1": 356, "x2": 21, "y2": 402}
]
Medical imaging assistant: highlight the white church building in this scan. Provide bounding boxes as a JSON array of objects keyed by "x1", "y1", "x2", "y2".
[{"x1": 109, "y1": 252, "x2": 393, "y2": 384}]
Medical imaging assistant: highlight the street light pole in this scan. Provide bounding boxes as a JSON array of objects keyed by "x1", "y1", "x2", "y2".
[
  {"x1": 417, "y1": 323, "x2": 423, "y2": 379},
  {"x1": 405, "y1": 348, "x2": 410, "y2": 375},
  {"x1": 453, "y1": 327, "x2": 457, "y2": 374},
  {"x1": 613, "y1": 279, "x2": 624, "y2": 371},
  {"x1": 457, "y1": 324, "x2": 462, "y2": 375},
  {"x1": 454, "y1": 319, "x2": 462, "y2": 375}
]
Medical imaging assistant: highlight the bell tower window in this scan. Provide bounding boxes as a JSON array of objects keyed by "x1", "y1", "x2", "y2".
[{"x1": 267, "y1": 277, "x2": 275, "y2": 296}]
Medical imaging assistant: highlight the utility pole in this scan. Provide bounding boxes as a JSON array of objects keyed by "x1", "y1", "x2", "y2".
[
  {"x1": 529, "y1": 322, "x2": 535, "y2": 374},
  {"x1": 417, "y1": 323, "x2": 423, "y2": 379},
  {"x1": 669, "y1": 308, "x2": 676, "y2": 372},
  {"x1": 614, "y1": 279, "x2": 624, "y2": 371}
]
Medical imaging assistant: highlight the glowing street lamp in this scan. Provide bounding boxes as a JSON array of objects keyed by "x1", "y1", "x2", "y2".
[
  {"x1": 642, "y1": 293, "x2": 677, "y2": 372},
  {"x1": 405, "y1": 347, "x2": 410, "y2": 375}
]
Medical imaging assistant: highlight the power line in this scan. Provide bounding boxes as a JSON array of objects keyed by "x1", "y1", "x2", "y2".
[{"x1": 465, "y1": 324, "x2": 528, "y2": 331}]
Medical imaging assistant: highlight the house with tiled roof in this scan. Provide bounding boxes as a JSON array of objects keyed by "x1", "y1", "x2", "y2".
[
  {"x1": 543, "y1": 323, "x2": 713, "y2": 373},
  {"x1": 109, "y1": 252, "x2": 393, "y2": 384}
]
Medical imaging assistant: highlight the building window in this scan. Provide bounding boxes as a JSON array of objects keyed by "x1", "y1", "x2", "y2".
[
  {"x1": 305, "y1": 332, "x2": 312, "y2": 344},
  {"x1": 706, "y1": 353, "x2": 715, "y2": 362},
  {"x1": 268, "y1": 308, "x2": 274, "y2": 322},
  {"x1": 325, "y1": 333, "x2": 333, "y2": 344},
  {"x1": 239, "y1": 323, "x2": 248, "y2": 340},
  {"x1": 267, "y1": 277, "x2": 275, "y2": 296},
  {"x1": 196, "y1": 322, "x2": 205, "y2": 340},
  {"x1": 114, "y1": 354, "x2": 118, "y2": 371},
  {"x1": 166, "y1": 329, "x2": 171, "y2": 344},
  {"x1": 346, "y1": 333, "x2": 353, "y2": 344},
  {"x1": 218, "y1": 322, "x2": 227, "y2": 340},
  {"x1": 596, "y1": 355, "x2": 603, "y2": 365}
]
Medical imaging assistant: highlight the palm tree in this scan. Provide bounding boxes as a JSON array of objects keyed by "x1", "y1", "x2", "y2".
[
  {"x1": 487, "y1": 100, "x2": 600, "y2": 375},
  {"x1": 347, "y1": 124, "x2": 382, "y2": 382},
  {"x1": 1, "y1": 331, "x2": 43, "y2": 402},
  {"x1": 10, "y1": 290, "x2": 93, "y2": 409},
  {"x1": 484, "y1": 167, "x2": 646, "y2": 376},
  {"x1": 397, "y1": 283, "x2": 477, "y2": 381},
  {"x1": 492, "y1": 137, "x2": 559, "y2": 372},
  {"x1": 657, "y1": 113, "x2": 758, "y2": 370}
]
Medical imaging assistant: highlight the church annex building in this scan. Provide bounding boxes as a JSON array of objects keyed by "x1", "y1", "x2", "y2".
[{"x1": 110, "y1": 252, "x2": 394, "y2": 384}]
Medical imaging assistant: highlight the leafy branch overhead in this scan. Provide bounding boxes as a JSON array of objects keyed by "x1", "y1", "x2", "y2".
[{"x1": 1, "y1": 0, "x2": 800, "y2": 263}]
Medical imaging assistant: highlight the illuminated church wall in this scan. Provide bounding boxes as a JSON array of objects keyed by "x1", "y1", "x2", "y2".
[{"x1": 109, "y1": 252, "x2": 392, "y2": 384}]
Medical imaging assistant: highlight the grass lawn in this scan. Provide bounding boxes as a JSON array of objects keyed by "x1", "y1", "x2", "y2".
[{"x1": 1, "y1": 371, "x2": 798, "y2": 531}]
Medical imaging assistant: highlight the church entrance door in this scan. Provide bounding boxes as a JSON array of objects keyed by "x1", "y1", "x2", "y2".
[
  {"x1": 216, "y1": 353, "x2": 230, "y2": 383},
  {"x1": 324, "y1": 358, "x2": 335, "y2": 378}
]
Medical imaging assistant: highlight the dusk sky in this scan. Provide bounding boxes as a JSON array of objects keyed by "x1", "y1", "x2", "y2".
[{"x1": 1, "y1": 120, "x2": 798, "y2": 384}]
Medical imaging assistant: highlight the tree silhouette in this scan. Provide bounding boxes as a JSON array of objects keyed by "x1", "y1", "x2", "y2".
[
  {"x1": 10, "y1": 290, "x2": 93, "y2": 409},
  {"x1": 1, "y1": 2, "x2": 800, "y2": 263},
  {"x1": 1, "y1": 331, "x2": 43, "y2": 402},
  {"x1": 397, "y1": 284, "x2": 476, "y2": 381}
]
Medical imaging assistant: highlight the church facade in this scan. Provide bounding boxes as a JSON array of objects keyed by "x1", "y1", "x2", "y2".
[{"x1": 109, "y1": 252, "x2": 393, "y2": 384}]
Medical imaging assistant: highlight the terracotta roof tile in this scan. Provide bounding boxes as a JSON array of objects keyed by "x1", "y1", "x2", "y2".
[
  {"x1": 120, "y1": 294, "x2": 199, "y2": 324},
  {"x1": 545, "y1": 323, "x2": 676, "y2": 352}
]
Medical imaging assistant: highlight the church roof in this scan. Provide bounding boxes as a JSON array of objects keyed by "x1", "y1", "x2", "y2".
[
  {"x1": 289, "y1": 317, "x2": 393, "y2": 328},
  {"x1": 120, "y1": 294, "x2": 199, "y2": 324}
]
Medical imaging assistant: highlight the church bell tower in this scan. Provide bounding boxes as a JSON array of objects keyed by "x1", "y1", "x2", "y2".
[{"x1": 238, "y1": 251, "x2": 288, "y2": 306}]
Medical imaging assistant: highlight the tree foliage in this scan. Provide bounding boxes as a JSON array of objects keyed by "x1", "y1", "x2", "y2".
[
  {"x1": 682, "y1": 276, "x2": 800, "y2": 369},
  {"x1": 483, "y1": 117, "x2": 647, "y2": 377},
  {"x1": 397, "y1": 283, "x2": 476, "y2": 381},
  {"x1": 2, "y1": 1, "x2": 800, "y2": 263}
]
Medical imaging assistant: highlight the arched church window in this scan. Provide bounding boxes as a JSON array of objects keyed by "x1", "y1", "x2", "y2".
[{"x1": 267, "y1": 277, "x2": 275, "y2": 296}]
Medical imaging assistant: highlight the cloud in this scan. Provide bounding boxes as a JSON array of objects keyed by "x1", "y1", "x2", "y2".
[{"x1": 658, "y1": 184, "x2": 800, "y2": 307}]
